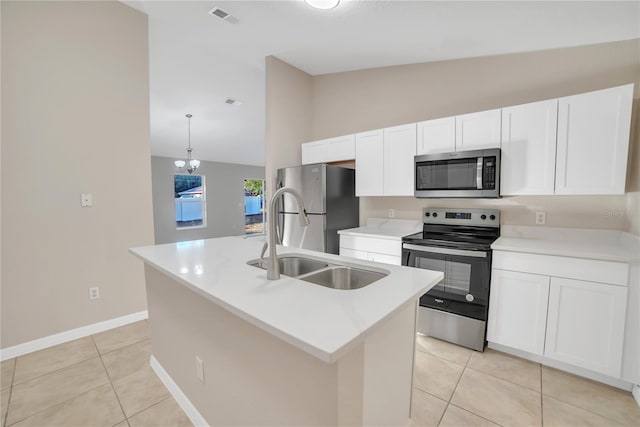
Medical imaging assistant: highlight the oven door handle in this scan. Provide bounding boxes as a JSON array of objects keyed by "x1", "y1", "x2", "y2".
[{"x1": 403, "y1": 243, "x2": 488, "y2": 258}]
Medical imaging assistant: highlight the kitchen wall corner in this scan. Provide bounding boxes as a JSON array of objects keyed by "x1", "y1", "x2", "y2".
[{"x1": 264, "y1": 56, "x2": 313, "y2": 203}]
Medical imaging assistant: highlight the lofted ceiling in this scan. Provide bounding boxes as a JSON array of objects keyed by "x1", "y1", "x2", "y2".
[{"x1": 122, "y1": 0, "x2": 640, "y2": 167}]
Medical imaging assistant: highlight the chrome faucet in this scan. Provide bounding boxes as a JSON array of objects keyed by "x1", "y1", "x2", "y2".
[{"x1": 264, "y1": 186, "x2": 310, "y2": 280}]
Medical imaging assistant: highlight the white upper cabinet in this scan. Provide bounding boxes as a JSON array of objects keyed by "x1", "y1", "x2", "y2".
[
  {"x1": 355, "y1": 124, "x2": 416, "y2": 197},
  {"x1": 301, "y1": 140, "x2": 326, "y2": 165},
  {"x1": 325, "y1": 135, "x2": 356, "y2": 162},
  {"x1": 301, "y1": 135, "x2": 355, "y2": 165},
  {"x1": 555, "y1": 84, "x2": 634, "y2": 195},
  {"x1": 455, "y1": 108, "x2": 501, "y2": 151},
  {"x1": 355, "y1": 129, "x2": 384, "y2": 196},
  {"x1": 383, "y1": 124, "x2": 417, "y2": 196},
  {"x1": 416, "y1": 117, "x2": 456, "y2": 155},
  {"x1": 501, "y1": 99, "x2": 558, "y2": 195}
]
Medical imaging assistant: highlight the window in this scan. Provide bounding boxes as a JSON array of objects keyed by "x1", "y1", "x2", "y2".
[
  {"x1": 244, "y1": 179, "x2": 265, "y2": 235},
  {"x1": 174, "y1": 174, "x2": 206, "y2": 229}
]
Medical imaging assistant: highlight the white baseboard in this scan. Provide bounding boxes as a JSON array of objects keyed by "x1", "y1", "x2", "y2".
[
  {"x1": 0, "y1": 310, "x2": 148, "y2": 361},
  {"x1": 488, "y1": 342, "x2": 634, "y2": 391},
  {"x1": 633, "y1": 384, "x2": 640, "y2": 408},
  {"x1": 150, "y1": 355, "x2": 208, "y2": 427}
]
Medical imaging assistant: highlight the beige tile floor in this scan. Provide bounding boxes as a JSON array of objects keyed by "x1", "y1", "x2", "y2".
[
  {"x1": 3, "y1": 322, "x2": 640, "y2": 426},
  {"x1": 0, "y1": 321, "x2": 192, "y2": 427},
  {"x1": 411, "y1": 334, "x2": 640, "y2": 427}
]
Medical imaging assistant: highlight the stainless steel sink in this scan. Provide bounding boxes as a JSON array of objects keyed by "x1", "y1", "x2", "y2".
[
  {"x1": 247, "y1": 254, "x2": 389, "y2": 290},
  {"x1": 297, "y1": 266, "x2": 387, "y2": 290},
  {"x1": 247, "y1": 255, "x2": 330, "y2": 277}
]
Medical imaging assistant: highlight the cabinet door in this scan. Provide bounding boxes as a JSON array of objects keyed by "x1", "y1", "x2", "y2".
[
  {"x1": 301, "y1": 140, "x2": 326, "y2": 165},
  {"x1": 383, "y1": 123, "x2": 417, "y2": 196},
  {"x1": 455, "y1": 108, "x2": 501, "y2": 151},
  {"x1": 355, "y1": 129, "x2": 384, "y2": 196},
  {"x1": 501, "y1": 100, "x2": 558, "y2": 195},
  {"x1": 368, "y1": 252, "x2": 401, "y2": 266},
  {"x1": 487, "y1": 269, "x2": 550, "y2": 355},
  {"x1": 555, "y1": 84, "x2": 633, "y2": 195},
  {"x1": 416, "y1": 117, "x2": 455, "y2": 155},
  {"x1": 339, "y1": 247, "x2": 368, "y2": 261},
  {"x1": 325, "y1": 135, "x2": 356, "y2": 162},
  {"x1": 545, "y1": 277, "x2": 627, "y2": 377}
]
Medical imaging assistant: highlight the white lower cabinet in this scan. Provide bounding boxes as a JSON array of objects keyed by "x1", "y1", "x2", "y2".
[
  {"x1": 339, "y1": 235, "x2": 401, "y2": 266},
  {"x1": 487, "y1": 270, "x2": 549, "y2": 355},
  {"x1": 489, "y1": 252, "x2": 629, "y2": 378},
  {"x1": 545, "y1": 277, "x2": 627, "y2": 377}
]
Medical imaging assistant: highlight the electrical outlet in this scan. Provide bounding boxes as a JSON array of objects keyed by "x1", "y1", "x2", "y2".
[
  {"x1": 196, "y1": 356, "x2": 205, "y2": 383},
  {"x1": 388, "y1": 209, "x2": 395, "y2": 218},
  {"x1": 535, "y1": 211, "x2": 546, "y2": 225},
  {"x1": 81, "y1": 193, "x2": 93, "y2": 207},
  {"x1": 89, "y1": 287, "x2": 100, "y2": 300}
]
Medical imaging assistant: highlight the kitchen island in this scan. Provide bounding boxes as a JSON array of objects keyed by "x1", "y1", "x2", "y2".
[{"x1": 130, "y1": 236, "x2": 442, "y2": 426}]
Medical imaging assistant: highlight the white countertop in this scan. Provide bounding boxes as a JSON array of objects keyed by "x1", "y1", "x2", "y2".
[
  {"x1": 130, "y1": 236, "x2": 442, "y2": 363},
  {"x1": 338, "y1": 218, "x2": 422, "y2": 240},
  {"x1": 492, "y1": 226, "x2": 640, "y2": 263}
]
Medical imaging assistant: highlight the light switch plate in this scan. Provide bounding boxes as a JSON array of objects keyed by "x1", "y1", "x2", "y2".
[{"x1": 81, "y1": 193, "x2": 93, "y2": 207}]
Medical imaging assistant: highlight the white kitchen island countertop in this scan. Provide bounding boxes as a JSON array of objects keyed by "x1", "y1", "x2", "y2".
[
  {"x1": 130, "y1": 236, "x2": 442, "y2": 363},
  {"x1": 492, "y1": 225, "x2": 640, "y2": 262}
]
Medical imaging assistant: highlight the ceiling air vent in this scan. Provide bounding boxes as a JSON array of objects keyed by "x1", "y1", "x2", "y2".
[{"x1": 209, "y1": 7, "x2": 230, "y2": 20}]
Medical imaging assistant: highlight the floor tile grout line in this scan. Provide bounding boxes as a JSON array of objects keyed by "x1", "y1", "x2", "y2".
[
  {"x1": 92, "y1": 334, "x2": 129, "y2": 424},
  {"x1": 10, "y1": 351, "x2": 100, "y2": 388},
  {"x1": 3, "y1": 382, "x2": 112, "y2": 427},
  {"x1": 542, "y1": 393, "x2": 638, "y2": 426},
  {"x1": 446, "y1": 402, "x2": 507, "y2": 427},
  {"x1": 124, "y1": 394, "x2": 173, "y2": 423},
  {"x1": 98, "y1": 337, "x2": 151, "y2": 358},
  {"x1": 3, "y1": 359, "x2": 17, "y2": 427}
]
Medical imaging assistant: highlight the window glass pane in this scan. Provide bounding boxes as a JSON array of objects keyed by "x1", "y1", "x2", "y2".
[
  {"x1": 244, "y1": 179, "x2": 265, "y2": 235},
  {"x1": 175, "y1": 174, "x2": 205, "y2": 229}
]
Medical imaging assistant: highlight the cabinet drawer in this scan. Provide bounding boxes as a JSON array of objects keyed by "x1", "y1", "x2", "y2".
[
  {"x1": 368, "y1": 253, "x2": 401, "y2": 266},
  {"x1": 492, "y1": 251, "x2": 628, "y2": 286},
  {"x1": 340, "y1": 235, "x2": 401, "y2": 257},
  {"x1": 339, "y1": 247, "x2": 368, "y2": 261}
]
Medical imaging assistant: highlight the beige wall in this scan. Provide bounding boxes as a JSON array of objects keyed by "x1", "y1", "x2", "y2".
[
  {"x1": 306, "y1": 39, "x2": 640, "y2": 232},
  {"x1": 1, "y1": 1, "x2": 154, "y2": 348},
  {"x1": 265, "y1": 56, "x2": 313, "y2": 202}
]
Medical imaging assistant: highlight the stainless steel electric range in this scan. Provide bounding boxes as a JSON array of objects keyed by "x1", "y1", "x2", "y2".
[{"x1": 402, "y1": 208, "x2": 500, "y2": 351}]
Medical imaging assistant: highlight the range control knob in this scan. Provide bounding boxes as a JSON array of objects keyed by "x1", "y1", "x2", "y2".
[
  {"x1": 480, "y1": 214, "x2": 487, "y2": 220},
  {"x1": 432, "y1": 212, "x2": 438, "y2": 218},
  {"x1": 490, "y1": 214, "x2": 496, "y2": 221},
  {"x1": 465, "y1": 294, "x2": 475, "y2": 302},
  {"x1": 425, "y1": 212, "x2": 431, "y2": 217}
]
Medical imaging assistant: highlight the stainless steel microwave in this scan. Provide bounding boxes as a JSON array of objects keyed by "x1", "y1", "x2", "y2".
[{"x1": 414, "y1": 148, "x2": 500, "y2": 198}]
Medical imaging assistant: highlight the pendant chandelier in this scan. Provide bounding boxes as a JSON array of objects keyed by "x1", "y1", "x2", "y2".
[{"x1": 174, "y1": 114, "x2": 200, "y2": 174}]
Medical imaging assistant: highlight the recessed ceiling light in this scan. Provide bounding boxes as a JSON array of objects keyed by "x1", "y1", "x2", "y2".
[
  {"x1": 304, "y1": 0, "x2": 340, "y2": 10},
  {"x1": 225, "y1": 98, "x2": 242, "y2": 106}
]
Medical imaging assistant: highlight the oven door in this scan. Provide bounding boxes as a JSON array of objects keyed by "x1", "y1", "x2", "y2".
[{"x1": 402, "y1": 243, "x2": 492, "y2": 320}]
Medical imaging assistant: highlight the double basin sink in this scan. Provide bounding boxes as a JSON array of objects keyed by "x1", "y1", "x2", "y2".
[{"x1": 247, "y1": 254, "x2": 388, "y2": 290}]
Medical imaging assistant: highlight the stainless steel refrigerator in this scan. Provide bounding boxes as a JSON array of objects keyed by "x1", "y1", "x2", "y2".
[{"x1": 276, "y1": 164, "x2": 359, "y2": 254}]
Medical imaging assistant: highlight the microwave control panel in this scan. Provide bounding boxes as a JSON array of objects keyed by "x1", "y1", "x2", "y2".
[{"x1": 483, "y1": 156, "x2": 497, "y2": 190}]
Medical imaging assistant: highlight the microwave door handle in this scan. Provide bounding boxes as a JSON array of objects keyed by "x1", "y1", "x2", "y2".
[{"x1": 476, "y1": 157, "x2": 483, "y2": 190}]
